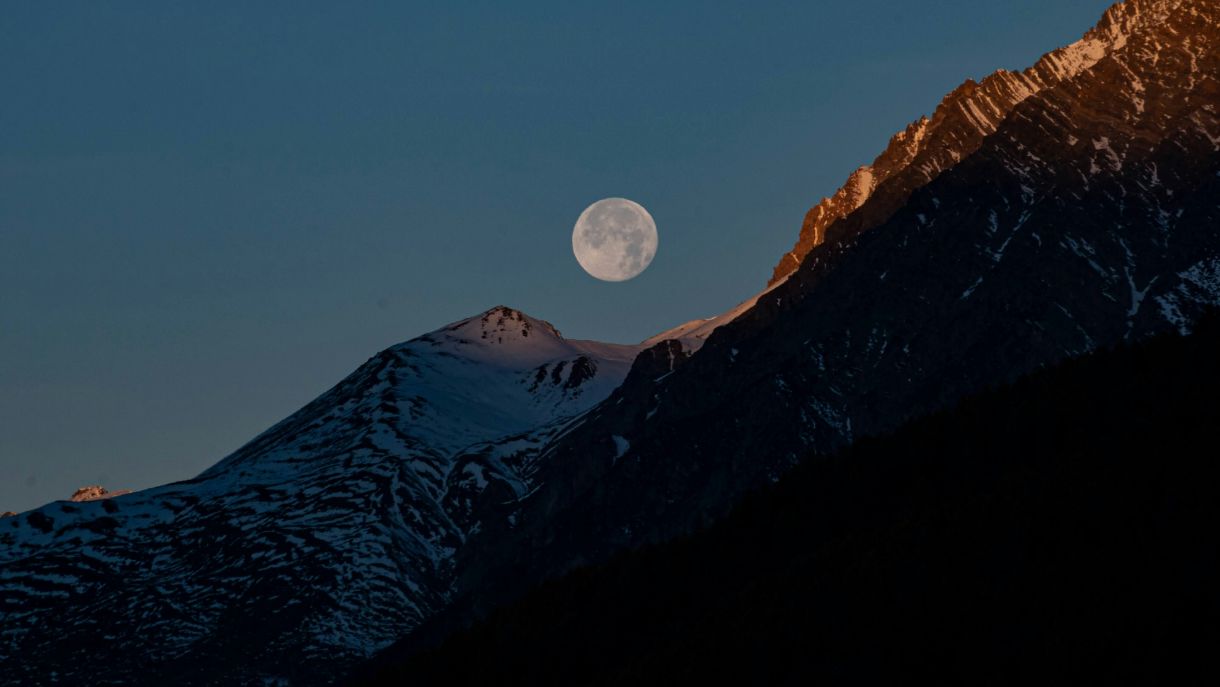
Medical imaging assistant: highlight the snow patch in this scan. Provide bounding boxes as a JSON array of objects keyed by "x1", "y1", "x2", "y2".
[{"x1": 611, "y1": 435, "x2": 630, "y2": 462}]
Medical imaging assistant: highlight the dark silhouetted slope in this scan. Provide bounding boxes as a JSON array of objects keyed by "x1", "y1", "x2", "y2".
[{"x1": 358, "y1": 313, "x2": 1220, "y2": 686}]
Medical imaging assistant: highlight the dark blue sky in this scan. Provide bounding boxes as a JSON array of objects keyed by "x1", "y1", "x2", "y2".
[{"x1": 1, "y1": 0, "x2": 1113, "y2": 512}]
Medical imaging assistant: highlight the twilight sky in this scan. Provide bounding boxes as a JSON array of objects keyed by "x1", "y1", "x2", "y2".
[{"x1": 1, "y1": 0, "x2": 1112, "y2": 512}]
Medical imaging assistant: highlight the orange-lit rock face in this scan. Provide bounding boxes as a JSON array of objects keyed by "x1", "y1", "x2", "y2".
[
  {"x1": 69, "y1": 486, "x2": 109, "y2": 501},
  {"x1": 769, "y1": 0, "x2": 1187, "y2": 286},
  {"x1": 68, "y1": 485, "x2": 131, "y2": 502}
]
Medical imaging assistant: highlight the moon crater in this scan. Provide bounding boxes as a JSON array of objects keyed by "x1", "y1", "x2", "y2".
[{"x1": 572, "y1": 198, "x2": 658, "y2": 282}]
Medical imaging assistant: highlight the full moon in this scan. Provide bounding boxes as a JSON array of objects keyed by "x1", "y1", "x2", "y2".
[{"x1": 572, "y1": 197, "x2": 658, "y2": 282}]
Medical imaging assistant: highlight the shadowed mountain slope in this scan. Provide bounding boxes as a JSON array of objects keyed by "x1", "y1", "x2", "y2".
[{"x1": 358, "y1": 313, "x2": 1220, "y2": 686}]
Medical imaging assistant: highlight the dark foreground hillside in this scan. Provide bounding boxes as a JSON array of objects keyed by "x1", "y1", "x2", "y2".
[{"x1": 357, "y1": 314, "x2": 1220, "y2": 685}]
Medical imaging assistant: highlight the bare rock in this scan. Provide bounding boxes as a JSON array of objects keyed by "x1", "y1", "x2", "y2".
[{"x1": 69, "y1": 486, "x2": 131, "y2": 502}]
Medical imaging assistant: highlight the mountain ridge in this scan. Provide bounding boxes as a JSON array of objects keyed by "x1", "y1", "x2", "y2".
[
  {"x1": 4, "y1": 1, "x2": 1220, "y2": 683},
  {"x1": 400, "y1": 0, "x2": 1220, "y2": 663},
  {"x1": 0, "y1": 305, "x2": 644, "y2": 685},
  {"x1": 768, "y1": 0, "x2": 1186, "y2": 286}
]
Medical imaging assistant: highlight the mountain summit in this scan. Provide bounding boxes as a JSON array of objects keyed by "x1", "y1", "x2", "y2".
[{"x1": 769, "y1": 0, "x2": 1200, "y2": 286}]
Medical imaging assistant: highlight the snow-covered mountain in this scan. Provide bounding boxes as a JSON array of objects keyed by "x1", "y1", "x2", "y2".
[
  {"x1": 385, "y1": 0, "x2": 1220, "y2": 659},
  {"x1": 4, "y1": 0, "x2": 1220, "y2": 684},
  {"x1": 0, "y1": 306, "x2": 640, "y2": 685}
]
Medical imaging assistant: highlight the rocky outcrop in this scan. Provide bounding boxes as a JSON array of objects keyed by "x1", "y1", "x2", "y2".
[{"x1": 68, "y1": 486, "x2": 131, "y2": 502}]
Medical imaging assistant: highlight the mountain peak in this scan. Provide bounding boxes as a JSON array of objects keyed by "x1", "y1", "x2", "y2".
[
  {"x1": 407, "y1": 305, "x2": 641, "y2": 375},
  {"x1": 766, "y1": 0, "x2": 1191, "y2": 287},
  {"x1": 1091, "y1": 0, "x2": 1185, "y2": 45},
  {"x1": 440, "y1": 305, "x2": 565, "y2": 349},
  {"x1": 483, "y1": 305, "x2": 533, "y2": 321}
]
